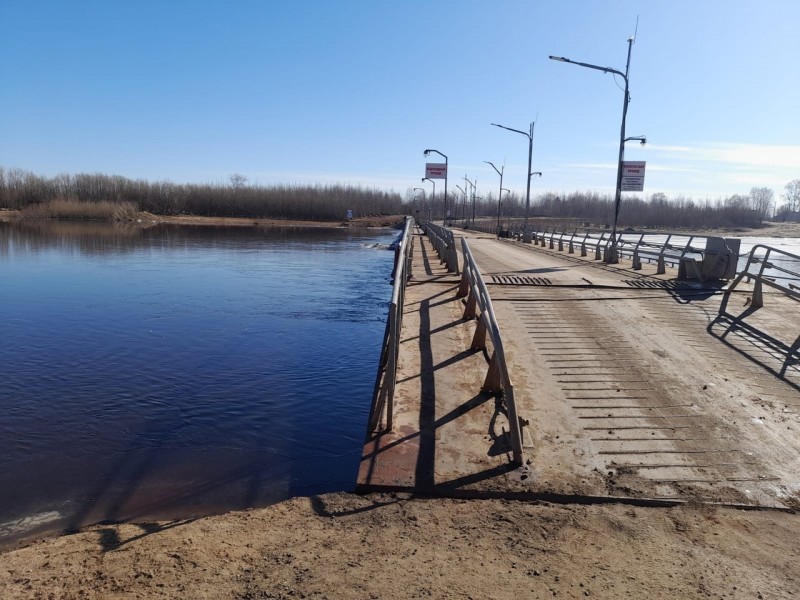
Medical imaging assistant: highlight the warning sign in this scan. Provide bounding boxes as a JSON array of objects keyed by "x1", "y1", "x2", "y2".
[
  {"x1": 621, "y1": 161, "x2": 646, "y2": 192},
  {"x1": 425, "y1": 163, "x2": 447, "y2": 180}
]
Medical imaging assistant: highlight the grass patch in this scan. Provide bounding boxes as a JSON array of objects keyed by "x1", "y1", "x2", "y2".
[{"x1": 21, "y1": 199, "x2": 138, "y2": 221}]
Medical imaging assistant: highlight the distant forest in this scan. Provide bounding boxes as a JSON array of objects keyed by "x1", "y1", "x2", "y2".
[
  {"x1": 412, "y1": 181, "x2": 800, "y2": 230},
  {"x1": 3, "y1": 167, "x2": 798, "y2": 230},
  {"x1": 0, "y1": 168, "x2": 404, "y2": 221}
]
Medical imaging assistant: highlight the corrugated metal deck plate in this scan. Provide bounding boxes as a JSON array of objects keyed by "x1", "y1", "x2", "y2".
[
  {"x1": 491, "y1": 275, "x2": 552, "y2": 286},
  {"x1": 624, "y1": 279, "x2": 704, "y2": 289}
]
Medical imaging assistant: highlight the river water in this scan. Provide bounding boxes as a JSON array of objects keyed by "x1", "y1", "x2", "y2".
[{"x1": 0, "y1": 220, "x2": 396, "y2": 545}]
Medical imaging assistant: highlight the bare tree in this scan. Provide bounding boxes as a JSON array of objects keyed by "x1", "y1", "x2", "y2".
[
  {"x1": 783, "y1": 179, "x2": 800, "y2": 212},
  {"x1": 229, "y1": 173, "x2": 249, "y2": 190},
  {"x1": 749, "y1": 186, "x2": 774, "y2": 221}
]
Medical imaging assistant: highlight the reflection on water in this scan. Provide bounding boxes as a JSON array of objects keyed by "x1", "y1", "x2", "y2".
[{"x1": 0, "y1": 220, "x2": 396, "y2": 546}]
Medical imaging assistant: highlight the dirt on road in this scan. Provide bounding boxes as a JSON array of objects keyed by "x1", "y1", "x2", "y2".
[{"x1": 1, "y1": 492, "x2": 798, "y2": 599}]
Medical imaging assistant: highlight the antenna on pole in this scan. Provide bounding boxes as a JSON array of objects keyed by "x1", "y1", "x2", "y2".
[{"x1": 631, "y1": 14, "x2": 639, "y2": 43}]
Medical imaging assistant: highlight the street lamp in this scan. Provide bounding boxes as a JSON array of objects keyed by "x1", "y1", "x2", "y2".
[
  {"x1": 464, "y1": 176, "x2": 476, "y2": 226},
  {"x1": 455, "y1": 185, "x2": 466, "y2": 224},
  {"x1": 421, "y1": 177, "x2": 435, "y2": 221},
  {"x1": 484, "y1": 160, "x2": 505, "y2": 238},
  {"x1": 413, "y1": 187, "x2": 425, "y2": 220},
  {"x1": 549, "y1": 37, "x2": 646, "y2": 263},
  {"x1": 500, "y1": 187, "x2": 510, "y2": 233},
  {"x1": 491, "y1": 121, "x2": 539, "y2": 243},
  {"x1": 424, "y1": 149, "x2": 448, "y2": 226}
]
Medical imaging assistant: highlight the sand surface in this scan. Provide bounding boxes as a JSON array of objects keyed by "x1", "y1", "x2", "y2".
[{"x1": 1, "y1": 492, "x2": 798, "y2": 599}]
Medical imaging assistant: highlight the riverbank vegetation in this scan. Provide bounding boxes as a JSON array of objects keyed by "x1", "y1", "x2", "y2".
[
  {"x1": 0, "y1": 168, "x2": 403, "y2": 221},
  {"x1": 3, "y1": 167, "x2": 798, "y2": 230},
  {"x1": 415, "y1": 180, "x2": 800, "y2": 230}
]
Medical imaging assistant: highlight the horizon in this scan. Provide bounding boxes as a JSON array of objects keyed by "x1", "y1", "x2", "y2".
[
  {"x1": 2, "y1": 164, "x2": 790, "y2": 208},
  {"x1": 1, "y1": 1, "x2": 798, "y2": 202}
]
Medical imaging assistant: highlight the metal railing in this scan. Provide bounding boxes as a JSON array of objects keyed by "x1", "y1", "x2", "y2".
[
  {"x1": 721, "y1": 244, "x2": 800, "y2": 310},
  {"x1": 453, "y1": 221, "x2": 739, "y2": 280},
  {"x1": 367, "y1": 216, "x2": 414, "y2": 434},
  {"x1": 525, "y1": 227, "x2": 740, "y2": 281},
  {"x1": 422, "y1": 221, "x2": 460, "y2": 274},
  {"x1": 456, "y1": 237, "x2": 524, "y2": 466}
]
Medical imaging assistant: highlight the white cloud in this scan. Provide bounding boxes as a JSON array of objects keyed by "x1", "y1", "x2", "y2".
[{"x1": 648, "y1": 142, "x2": 800, "y2": 170}]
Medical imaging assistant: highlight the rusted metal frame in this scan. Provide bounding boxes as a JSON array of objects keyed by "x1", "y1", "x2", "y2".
[
  {"x1": 367, "y1": 217, "x2": 414, "y2": 434},
  {"x1": 568, "y1": 228, "x2": 578, "y2": 254},
  {"x1": 654, "y1": 234, "x2": 672, "y2": 274},
  {"x1": 723, "y1": 244, "x2": 800, "y2": 311},
  {"x1": 675, "y1": 235, "x2": 699, "y2": 280},
  {"x1": 460, "y1": 237, "x2": 524, "y2": 465},
  {"x1": 580, "y1": 230, "x2": 590, "y2": 257},
  {"x1": 722, "y1": 245, "x2": 769, "y2": 311},
  {"x1": 602, "y1": 231, "x2": 619, "y2": 262},
  {"x1": 594, "y1": 231, "x2": 606, "y2": 260},
  {"x1": 631, "y1": 233, "x2": 645, "y2": 270},
  {"x1": 678, "y1": 236, "x2": 696, "y2": 260},
  {"x1": 425, "y1": 223, "x2": 460, "y2": 274},
  {"x1": 624, "y1": 233, "x2": 683, "y2": 270},
  {"x1": 751, "y1": 248, "x2": 770, "y2": 308}
]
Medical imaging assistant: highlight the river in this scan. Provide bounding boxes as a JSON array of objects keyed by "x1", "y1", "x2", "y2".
[{"x1": 0, "y1": 220, "x2": 396, "y2": 546}]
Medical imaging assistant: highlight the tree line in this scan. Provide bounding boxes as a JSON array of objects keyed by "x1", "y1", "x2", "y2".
[
  {"x1": 0, "y1": 168, "x2": 404, "y2": 221},
  {"x1": 408, "y1": 180, "x2": 800, "y2": 229},
  {"x1": 3, "y1": 166, "x2": 797, "y2": 228}
]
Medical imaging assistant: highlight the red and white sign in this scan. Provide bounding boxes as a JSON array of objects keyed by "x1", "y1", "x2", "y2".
[
  {"x1": 621, "y1": 161, "x2": 646, "y2": 192},
  {"x1": 425, "y1": 162, "x2": 447, "y2": 180}
]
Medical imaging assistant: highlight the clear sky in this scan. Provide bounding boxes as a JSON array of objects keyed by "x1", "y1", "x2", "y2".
[{"x1": 1, "y1": 0, "x2": 799, "y2": 203}]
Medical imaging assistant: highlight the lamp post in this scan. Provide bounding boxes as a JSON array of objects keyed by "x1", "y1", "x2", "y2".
[
  {"x1": 421, "y1": 177, "x2": 435, "y2": 221},
  {"x1": 499, "y1": 187, "x2": 511, "y2": 233},
  {"x1": 464, "y1": 175, "x2": 476, "y2": 226},
  {"x1": 491, "y1": 121, "x2": 539, "y2": 243},
  {"x1": 549, "y1": 37, "x2": 646, "y2": 263},
  {"x1": 424, "y1": 149, "x2": 448, "y2": 226},
  {"x1": 484, "y1": 160, "x2": 505, "y2": 238},
  {"x1": 455, "y1": 185, "x2": 466, "y2": 224},
  {"x1": 500, "y1": 187, "x2": 511, "y2": 232},
  {"x1": 413, "y1": 187, "x2": 425, "y2": 220}
]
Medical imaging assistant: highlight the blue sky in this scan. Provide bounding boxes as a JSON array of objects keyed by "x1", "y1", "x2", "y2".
[{"x1": 1, "y1": 0, "x2": 799, "y2": 203}]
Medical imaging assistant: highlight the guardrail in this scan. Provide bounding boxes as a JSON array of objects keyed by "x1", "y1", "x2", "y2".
[
  {"x1": 453, "y1": 221, "x2": 740, "y2": 280},
  {"x1": 422, "y1": 221, "x2": 460, "y2": 274},
  {"x1": 456, "y1": 237, "x2": 524, "y2": 466},
  {"x1": 720, "y1": 244, "x2": 800, "y2": 310},
  {"x1": 526, "y1": 227, "x2": 741, "y2": 281},
  {"x1": 367, "y1": 216, "x2": 414, "y2": 434}
]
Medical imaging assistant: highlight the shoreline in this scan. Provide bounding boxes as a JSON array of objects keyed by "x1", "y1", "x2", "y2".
[
  {"x1": 1, "y1": 491, "x2": 797, "y2": 598},
  {"x1": 0, "y1": 209, "x2": 407, "y2": 230},
  {"x1": 2, "y1": 209, "x2": 799, "y2": 238}
]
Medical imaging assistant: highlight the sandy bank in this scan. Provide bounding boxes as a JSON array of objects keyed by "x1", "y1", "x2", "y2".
[
  {"x1": 1, "y1": 492, "x2": 797, "y2": 599},
  {"x1": 0, "y1": 209, "x2": 407, "y2": 230}
]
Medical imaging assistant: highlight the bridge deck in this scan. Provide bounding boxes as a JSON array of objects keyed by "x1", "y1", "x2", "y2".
[{"x1": 358, "y1": 229, "x2": 800, "y2": 508}]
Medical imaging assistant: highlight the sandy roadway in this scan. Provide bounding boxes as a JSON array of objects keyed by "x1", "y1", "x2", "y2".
[
  {"x1": 459, "y1": 230, "x2": 799, "y2": 508},
  {"x1": 1, "y1": 492, "x2": 798, "y2": 599}
]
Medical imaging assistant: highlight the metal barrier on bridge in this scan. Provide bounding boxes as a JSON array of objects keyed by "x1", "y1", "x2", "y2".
[
  {"x1": 526, "y1": 227, "x2": 741, "y2": 281},
  {"x1": 456, "y1": 237, "x2": 525, "y2": 466},
  {"x1": 720, "y1": 244, "x2": 800, "y2": 310},
  {"x1": 422, "y1": 221, "x2": 460, "y2": 274},
  {"x1": 367, "y1": 217, "x2": 414, "y2": 434},
  {"x1": 452, "y1": 221, "x2": 741, "y2": 281}
]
